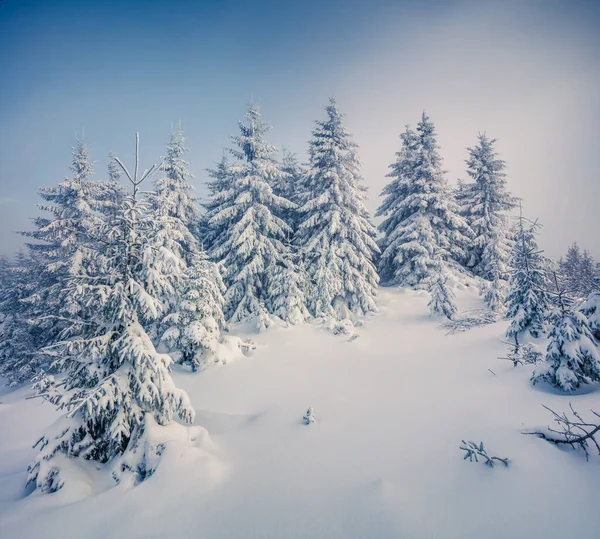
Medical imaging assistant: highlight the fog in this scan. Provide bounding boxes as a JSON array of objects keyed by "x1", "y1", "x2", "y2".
[{"x1": 0, "y1": 0, "x2": 598, "y2": 258}]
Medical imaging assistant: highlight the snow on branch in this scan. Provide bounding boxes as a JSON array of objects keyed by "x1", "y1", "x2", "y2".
[
  {"x1": 460, "y1": 440, "x2": 509, "y2": 467},
  {"x1": 524, "y1": 404, "x2": 600, "y2": 460},
  {"x1": 498, "y1": 340, "x2": 543, "y2": 367},
  {"x1": 441, "y1": 309, "x2": 499, "y2": 335}
]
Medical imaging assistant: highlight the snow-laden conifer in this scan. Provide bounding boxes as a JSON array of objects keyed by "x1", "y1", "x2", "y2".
[
  {"x1": 578, "y1": 250, "x2": 598, "y2": 298},
  {"x1": 580, "y1": 276, "x2": 600, "y2": 341},
  {"x1": 558, "y1": 243, "x2": 597, "y2": 299},
  {"x1": 0, "y1": 252, "x2": 42, "y2": 386},
  {"x1": 205, "y1": 104, "x2": 299, "y2": 326},
  {"x1": 272, "y1": 148, "x2": 305, "y2": 232},
  {"x1": 376, "y1": 114, "x2": 471, "y2": 287},
  {"x1": 18, "y1": 139, "x2": 106, "y2": 374},
  {"x1": 266, "y1": 247, "x2": 309, "y2": 325},
  {"x1": 153, "y1": 125, "x2": 202, "y2": 243},
  {"x1": 295, "y1": 98, "x2": 379, "y2": 320},
  {"x1": 160, "y1": 258, "x2": 227, "y2": 371},
  {"x1": 427, "y1": 254, "x2": 457, "y2": 320},
  {"x1": 28, "y1": 135, "x2": 195, "y2": 493},
  {"x1": 147, "y1": 126, "x2": 228, "y2": 368},
  {"x1": 458, "y1": 134, "x2": 516, "y2": 280},
  {"x1": 481, "y1": 236, "x2": 506, "y2": 313},
  {"x1": 504, "y1": 212, "x2": 550, "y2": 342},
  {"x1": 201, "y1": 153, "x2": 234, "y2": 252},
  {"x1": 531, "y1": 273, "x2": 600, "y2": 392}
]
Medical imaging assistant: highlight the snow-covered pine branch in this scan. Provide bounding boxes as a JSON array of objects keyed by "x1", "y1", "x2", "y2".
[{"x1": 524, "y1": 403, "x2": 600, "y2": 460}]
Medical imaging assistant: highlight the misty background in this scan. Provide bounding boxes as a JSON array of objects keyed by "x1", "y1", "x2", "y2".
[{"x1": 0, "y1": 0, "x2": 598, "y2": 259}]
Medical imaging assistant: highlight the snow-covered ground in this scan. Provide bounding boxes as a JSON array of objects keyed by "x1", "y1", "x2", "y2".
[{"x1": 1, "y1": 286, "x2": 599, "y2": 539}]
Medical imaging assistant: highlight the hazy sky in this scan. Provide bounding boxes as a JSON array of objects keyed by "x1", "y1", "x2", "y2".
[{"x1": 0, "y1": 0, "x2": 598, "y2": 258}]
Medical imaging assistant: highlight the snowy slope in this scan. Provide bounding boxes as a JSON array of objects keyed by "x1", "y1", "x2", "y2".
[{"x1": 1, "y1": 286, "x2": 600, "y2": 539}]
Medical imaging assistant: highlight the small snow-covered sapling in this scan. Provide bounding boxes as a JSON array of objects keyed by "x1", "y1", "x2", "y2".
[
  {"x1": 303, "y1": 407, "x2": 315, "y2": 425},
  {"x1": 460, "y1": 440, "x2": 509, "y2": 467}
]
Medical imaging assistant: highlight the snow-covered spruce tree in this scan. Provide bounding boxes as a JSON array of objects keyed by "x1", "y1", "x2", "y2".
[
  {"x1": 531, "y1": 273, "x2": 600, "y2": 392},
  {"x1": 146, "y1": 126, "x2": 228, "y2": 369},
  {"x1": 267, "y1": 246, "x2": 309, "y2": 325},
  {"x1": 18, "y1": 139, "x2": 106, "y2": 380},
  {"x1": 104, "y1": 151, "x2": 125, "y2": 222},
  {"x1": 427, "y1": 254, "x2": 457, "y2": 320},
  {"x1": 481, "y1": 236, "x2": 506, "y2": 313},
  {"x1": 160, "y1": 259, "x2": 227, "y2": 371},
  {"x1": 578, "y1": 250, "x2": 598, "y2": 298},
  {"x1": 295, "y1": 98, "x2": 379, "y2": 320},
  {"x1": 580, "y1": 276, "x2": 600, "y2": 341},
  {"x1": 376, "y1": 114, "x2": 471, "y2": 287},
  {"x1": 153, "y1": 124, "x2": 202, "y2": 245},
  {"x1": 458, "y1": 134, "x2": 516, "y2": 280},
  {"x1": 206, "y1": 103, "x2": 300, "y2": 326},
  {"x1": 201, "y1": 152, "x2": 234, "y2": 252},
  {"x1": 560, "y1": 243, "x2": 583, "y2": 298},
  {"x1": 0, "y1": 252, "x2": 43, "y2": 386},
  {"x1": 28, "y1": 135, "x2": 195, "y2": 493},
  {"x1": 272, "y1": 148, "x2": 305, "y2": 232},
  {"x1": 504, "y1": 212, "x2": 550, "y2": 343}
]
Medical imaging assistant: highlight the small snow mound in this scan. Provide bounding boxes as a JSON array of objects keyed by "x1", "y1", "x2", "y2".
[
  {"x1": 114, "y1": 416, "x2": 226, "y2": 489},
  {"x1": 321, "y1": 318, "x2": 358, "y2": 338}
]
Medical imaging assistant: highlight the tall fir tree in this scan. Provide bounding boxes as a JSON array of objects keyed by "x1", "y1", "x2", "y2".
[
  {"x1": 531, "y1": 273, "x2": 600, "y2": 392},
  {"x1": 28, "y1": 135, "x2": 195, "y2": 493},
  {"x1": 376, "y1": 114, "x2": 471, "y2": 287},
  {"x1": 458, "y1": 134, "x2": 516, "y2": 280},
  {"x1": 504, "y1": 212, "x2": 550, "y2": 342},
  {"x1": 201, "y1": 152, "x2": 234, "y2": 252},
  {"x1": 295, "y1": 98, "x2": 379, "y2": 320},
  {"x1": 273, "y1": 148, "x2": 305, "y2": 233},
  {"x1": 18, "y1": 139, "x2": 106, "y2": 380},
  {"x1": 147, "y1": 126, "x2": 228, "y2": 368},
  {"x1": 205, "y1": 103, "x2": 302, "y2": 326},
  {"x1": 154, "y1": 124, "x2": 202, "y2": 243},
  {"x1": 481, "y1": 236, "x2": 507, "y2": 313},
  {"x1": 559, "y1": 242, "x2": 583, "y2": 298},
  {"x1": 580, "y1": 275, "x2": 600, "y2": 341},
  {"x1": 0, "y1": 252, "x2": 42, "y2": 385},
  {"x1": 578, "y1": 250, "x2": 597, "y2": 298}
]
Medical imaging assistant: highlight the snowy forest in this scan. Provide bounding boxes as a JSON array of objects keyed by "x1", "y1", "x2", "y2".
[
  {"x1": 1, "y1": 100, "x2": 599, "y2": 493},
  {"x1": 1, "y1": 1, "x2": 600, "y2": 537}
]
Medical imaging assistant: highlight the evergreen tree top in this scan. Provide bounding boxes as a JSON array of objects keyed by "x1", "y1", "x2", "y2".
[
  {"x1": 68, "y1": 139, "x2": 95, "y2": 181},
  {"x1": 309, "y1": 98, "x2": 358, "y2": 157},
  {"x1": 163, "y1": 125, "x2": 195, "y2": 180},
  {"x1": 107, "y1": 152, "x2": 122, "y2": 183},
  {"x1": 231, "y1": 103, "x2": 277, "y2": 163},
  {"x1": 465, "y1": 133, "x2": 508, "y2": 188}
]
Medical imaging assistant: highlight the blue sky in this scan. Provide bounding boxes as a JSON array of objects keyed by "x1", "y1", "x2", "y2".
[{"x1": 0, "y1": 0, "x2": 599, "y2": 257}]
